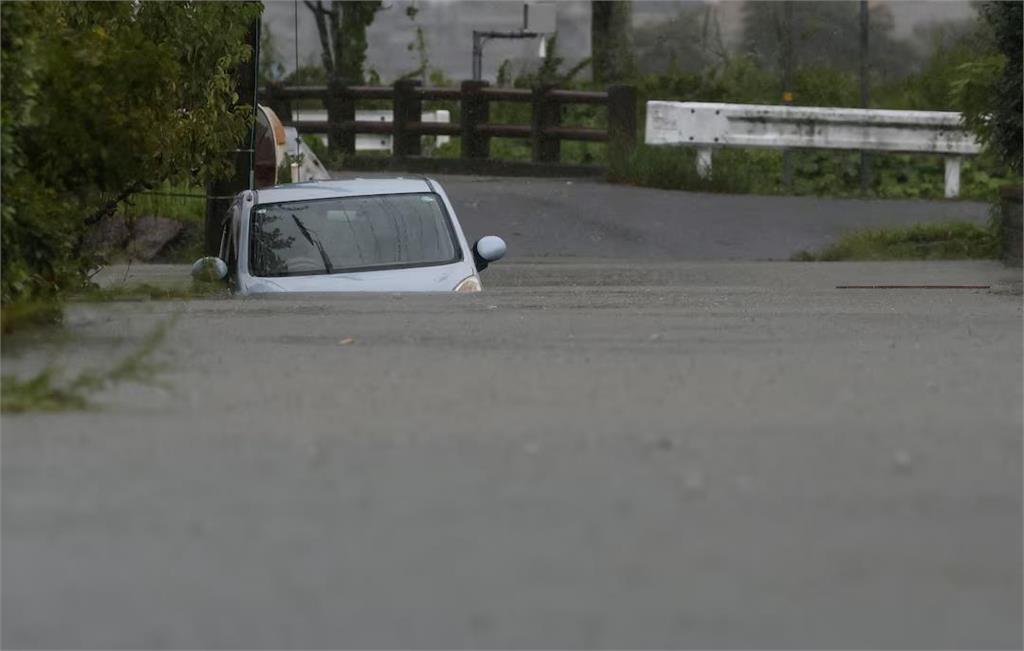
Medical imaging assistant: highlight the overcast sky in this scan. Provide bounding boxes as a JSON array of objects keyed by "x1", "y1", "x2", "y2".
[{"x1": 261, "y1": 0, "x2": 977, "y2": 83}]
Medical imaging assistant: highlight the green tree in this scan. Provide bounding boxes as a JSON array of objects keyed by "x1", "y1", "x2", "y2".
[
  {"x1": 304, "y1": 0, "x2": 382, "y2": 85},
  {"x1": 740, "y1": 1, "x2": 918, "y2": 85},
  {"x1": 634, "y1": 3, "x2": 728, "y2": 75},
  {"x1": 954, "y1": 2, "x2": 1022, "y2": 173},
  {"x1": 0, "y1": 1, "x2": 261, "y2": 304},
  {"x1": 591, "y1": 1, "x2": 636, "y2": 84}
]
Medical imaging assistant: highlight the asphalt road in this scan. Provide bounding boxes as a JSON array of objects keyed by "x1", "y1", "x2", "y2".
[
  {"x1": 2, "y1": 259, "x2": 1021, "y2": 649},
  {"x1": 404, "y1": 174, "x2": 990, "y2": 260}
]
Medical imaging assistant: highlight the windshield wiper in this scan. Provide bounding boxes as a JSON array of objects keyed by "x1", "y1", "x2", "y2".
[{"x1": 290, "y1": 214, "x2": 334, "y2": 274}]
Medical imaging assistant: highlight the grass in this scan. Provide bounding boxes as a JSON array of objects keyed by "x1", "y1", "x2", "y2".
[
  {"x1": 611, "y1": 145, "x2": 1011, "y2": 201},
  {"x1": 1, "y1": 317, "x2": 174, "y2": 413},
  {"x1": 611, "y1": 145, "x2": 774, "y2": 194},
  {"x1": 72, "y1": 281, "x2": 228, "y2": 303},
  {"x1": 0, "y1": 300, "x2": 65, "y2": 335},
  {"x1": 791, "y1": 221, "x2": 1000, "y2": 261}
]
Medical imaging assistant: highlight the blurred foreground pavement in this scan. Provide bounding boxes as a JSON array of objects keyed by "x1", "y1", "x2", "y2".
[{"x1": 2, "y1": 260, "x2": 1021, "y2": 649}]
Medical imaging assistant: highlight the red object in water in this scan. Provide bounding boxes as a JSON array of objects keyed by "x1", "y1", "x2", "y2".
[{"x1": 836, "y1": 285, "x2": 990, "y2": 289}]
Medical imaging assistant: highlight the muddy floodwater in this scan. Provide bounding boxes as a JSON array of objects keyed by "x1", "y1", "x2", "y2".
[{"x1": 3, "y1": 260, "x2": 1021, "y2": 649}]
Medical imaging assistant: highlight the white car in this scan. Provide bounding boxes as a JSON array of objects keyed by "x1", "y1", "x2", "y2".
[{"x1": 192, "y1": 177, "x2": 506, "y2": 293}]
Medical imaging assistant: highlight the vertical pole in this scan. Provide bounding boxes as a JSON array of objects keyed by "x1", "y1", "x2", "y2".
[
  {"x1": 781, "y1": 0, "x2": 794, "y2": 189},
  {"x1": 205, "y1": 13, "x2": 259, "y2": 256},
  {"x1": 531, "y1": 85, "x2": 560, "y2": 163},
  {"x1": 461, "y1": 80, "x2": 490, "y2": 159},
  {"x1": 859, "y1": 0, "x2": 871, "y2": 192},
  {"x1": 472, "y1": 31, "x2": 483, "y2": 81},
  {"x1": 607, "y1": 84, "x2": 637, "y2": 177},
  {"x1": 944, "y1": 156, "x2": 961, "y2": 199},
  {"x1": 393, "y1": 79, "x2": 422, "y2": 159},
  {"x1": 696, "y1": 148, "x2": 713, "y2": 179},
  {"x1": 326, "y1": 81, "x2": 355, "y2": 159}
]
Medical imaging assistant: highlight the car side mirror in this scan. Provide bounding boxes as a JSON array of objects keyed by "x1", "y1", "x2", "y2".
[
  {"x1": 473, "y1": 236, "x2": 506, "y2": 271},
  {"x1": 191, "y1": 257, "x2": 228, "y2": 282}
]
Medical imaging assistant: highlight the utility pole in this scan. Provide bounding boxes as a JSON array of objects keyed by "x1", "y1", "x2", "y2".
[
  {"x1": 859, "y1": 0, "x2": 871, "y2": 192},
  {"x1": 781, "y1": 0, "x2": 795, "y2": 188},
  {"x1": 205, "y1": 12, "x2": 260, "y2": 256}
]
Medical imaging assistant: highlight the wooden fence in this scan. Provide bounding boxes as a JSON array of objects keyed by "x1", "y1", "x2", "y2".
[{"x1": 260, "y1": 80, "x2": 637, "y2": 168}]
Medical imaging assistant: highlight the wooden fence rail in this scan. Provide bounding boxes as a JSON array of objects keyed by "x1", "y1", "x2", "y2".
[{"x1": 260, "y1": 80, "x2": 636, "y2": 166}]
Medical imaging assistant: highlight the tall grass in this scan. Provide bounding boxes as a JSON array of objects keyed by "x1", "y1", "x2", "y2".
[
  {"x1": 791, "y1": 221, "x2": 999, "y2": 261},
  {"x1": 613, "y1": 145, "x2": 1009, "y2": 200}
]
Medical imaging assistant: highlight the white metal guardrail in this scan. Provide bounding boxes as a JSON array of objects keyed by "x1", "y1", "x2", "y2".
[{"x1": 645, "y1": 101, "x2": 982, "y2": 198}]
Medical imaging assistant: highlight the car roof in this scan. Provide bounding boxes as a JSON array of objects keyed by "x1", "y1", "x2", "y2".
[{"x1": 254, "y1": 178, "x2": 434, "y2": 204}]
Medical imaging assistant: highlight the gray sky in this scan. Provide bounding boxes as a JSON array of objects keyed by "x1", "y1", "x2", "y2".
[{"x1": 261, "y1": 0, "x2": 977, "y2": 83}]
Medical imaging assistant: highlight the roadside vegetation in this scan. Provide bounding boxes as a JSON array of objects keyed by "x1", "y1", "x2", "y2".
[
  {"x1": 791, "y1": 221, "x2": 999, "y2": 262},
  {"x1": 1, "y1": 2, "x2": 259, "y2": 314},
  {"x1": 265, "y1": 2, "x2": 1020, "y2": 203},
  {"x1": 1, "y1": 318, "x2": 173, "y2": 413}
]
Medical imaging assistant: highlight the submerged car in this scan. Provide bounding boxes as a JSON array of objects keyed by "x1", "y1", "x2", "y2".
[{"x1": 192, "y1": 178, "x2": 506, "y2": 293}]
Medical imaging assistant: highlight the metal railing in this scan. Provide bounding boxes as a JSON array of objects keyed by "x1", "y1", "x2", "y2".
[{"x1": 645, "y1": 101, "x2": 982, "y2": 198}]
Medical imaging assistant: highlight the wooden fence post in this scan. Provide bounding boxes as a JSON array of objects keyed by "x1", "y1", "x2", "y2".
[
  {"x1": 607, "y1": 84, "x2": 637, "y2": 176},
  {"x1": 1000, "y1": 184, "x2": 1023, "y2": 266},
  {"x1": 531, "y1": 85, "x2": 561, "y2": 163},
  {"x1": 461, "y1": 80, "x2": 490, "y2": 160},
  {"x1": 326, "y1": 80, "x2": 355, "y2": 159},
  {"x1": 393, "y1": 79, "x2": 422, "y2": 159}
]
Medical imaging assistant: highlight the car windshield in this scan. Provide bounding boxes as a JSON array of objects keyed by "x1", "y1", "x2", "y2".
[{"x1": 249, "y1": 192, "x2": 460, "y2": 277}]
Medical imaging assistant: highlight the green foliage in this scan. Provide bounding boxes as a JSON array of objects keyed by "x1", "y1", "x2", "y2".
[
  {"x1": 302, "y1": 135, "x2": 331, "y2": 166},
  {"x1": 634, "y1": 3, "x2": 728, "y2": 75},
  {"x1": 615, "y1": 144, "x2": 1007, "y2": 201},
  {"x1": 0, "y1": 300, "x2": 64, "y2": 335},
  {"x1": 792, "y1": 68, "x2": 858, "y2": 107},
  {"x1": 305, "y1": 1, "x2": 382, "y2": 84},
  {"x1": 1, "y1": 317, "x2": 173, "y2": 413},
  {"x1": 591, "y1": 0, "x2": 636, "y2": 83},
  {"x1": 611, "y1": 145, "x2": 775, "y2": 194},
  {"x1": 74, "y1": 282, "x2": 227, "y2": 303},
  {"x1": 791, "y1": 221, "x2": 999, "y2": 261},
  {"x1": 1, "y1": 1, "x2": 260, "y2": 306},
  {"x1": 954, "y1": 2, "x2": 1022, "y2": 173},
  {"x1": 880, "y1": 31, "x2": 993, "y2": 110},
  {"x1": 1, "y1": 369, "x2": 89, "y2": 413},
  {"x1": 617, "y1": 4, "x2": 1013, "y2": 200}
]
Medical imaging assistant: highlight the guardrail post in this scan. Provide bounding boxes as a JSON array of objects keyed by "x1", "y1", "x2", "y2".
[
  {"x1": 393, "y1": 79, "x2": 422, "y2": 159},
  {"x1": 461, "y1": 80, "x2": 490, "y2": 159},
  {"x1": 531, "y1": 85, "x2": 560, "y2": 163},
  {"x1": 696, "y1": 148, "x2": 713, "y2": 179},
  {"x1": 607, "y1": 85, "x2": 637, "y2": 174},
  {"x1": 944, "y1": 156, "x2": 961, "y2": 198},
  {"x1": 326, "y1": 80, "x2": 355, "y2": 159},
  {"x1": 263, "y1": 82, "x2": 292, "y2": 125}
]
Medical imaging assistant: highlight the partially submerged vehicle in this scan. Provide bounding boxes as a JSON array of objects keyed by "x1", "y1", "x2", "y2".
[{"x1": 192, "y1": 178, "x2": 506, "y2": 293}]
